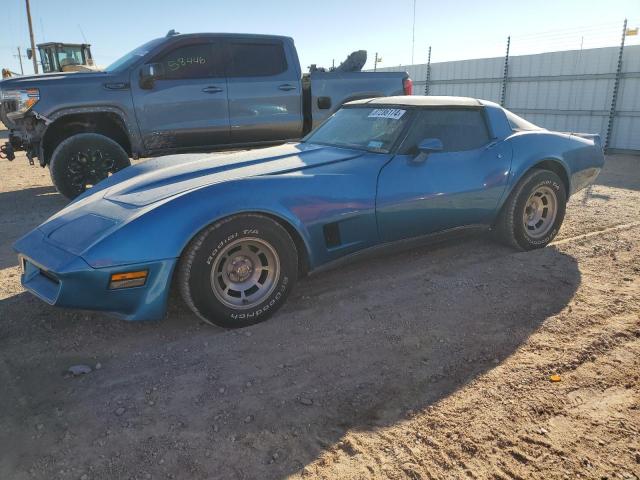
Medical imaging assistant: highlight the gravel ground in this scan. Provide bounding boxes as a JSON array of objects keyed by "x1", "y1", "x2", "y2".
[{"x1": 0, "y1": 127, "x2": 639, "y2": 480}]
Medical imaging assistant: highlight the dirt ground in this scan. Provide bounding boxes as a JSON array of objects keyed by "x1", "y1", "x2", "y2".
[{"x1": 0, "y1": 125, "x2": 639, "y2": 480}]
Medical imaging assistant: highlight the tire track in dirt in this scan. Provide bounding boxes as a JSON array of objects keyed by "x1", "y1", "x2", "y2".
[{"x1": 301, "y1": 226, "x2": 640, "y2": 480}]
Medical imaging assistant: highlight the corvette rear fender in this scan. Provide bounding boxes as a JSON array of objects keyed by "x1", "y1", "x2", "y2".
[
  {"x1": 497, "y1": 132, "x2": 584, "y2": 213},
  {"x1": 496, "y1": 153, "x2": 569, "y2": 214}
]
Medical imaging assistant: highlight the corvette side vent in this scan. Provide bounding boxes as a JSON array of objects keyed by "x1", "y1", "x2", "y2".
[{"x1": 323, "y1": 222, "x2": 341, "y2": 248}]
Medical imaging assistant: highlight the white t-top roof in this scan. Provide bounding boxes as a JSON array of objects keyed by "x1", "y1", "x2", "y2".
[{"x1": 346, "y1": 95, "x2": 485, "y2": 107}]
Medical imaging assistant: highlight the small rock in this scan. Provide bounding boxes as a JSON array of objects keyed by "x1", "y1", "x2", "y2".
[
  {"x1": 36, "y1": 423, "x2": 44, "y2": 431},
  {"x1": 635, "y1": 452, "x2": 640, "y2": 463},
  {"x1": 95, "y1": 362, "x2": 102, "y2": 370},
  {"x1": 298, "y1": 397, "x2": 313, "y2": 406},
  {"x1": 539, "y1": 427, "x2": 548, "y2": 435},
  {"x1": 244, "y1": 331, "x2": 252, "y2": 337},
  {"x1": 148, "y1": 400, "x2": 155, "y2": 406},
  {"x1": 80, "y1": 475, "x2": 89, "y2": 480},
  {"x1": 114, "y1": 407, "x2": 126, "y2": 416},
  {"x1": 68, "y1": 365, "x2": 92, "y2": 376},
  {"x1": 244, "y1": 415, "x2": 254, "y2": 423},
  {"x1": 219, "y1": 387, "x2": 226, "y2": 394}
]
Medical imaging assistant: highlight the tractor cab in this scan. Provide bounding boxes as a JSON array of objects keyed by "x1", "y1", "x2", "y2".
[{"x1": 27, "y1": 42, "x2": 96, "y2": 73}]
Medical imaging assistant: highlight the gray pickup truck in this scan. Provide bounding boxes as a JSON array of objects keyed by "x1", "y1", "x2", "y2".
[{"x1": 0, "y1": 32, "x2": 411, "y2": 198}]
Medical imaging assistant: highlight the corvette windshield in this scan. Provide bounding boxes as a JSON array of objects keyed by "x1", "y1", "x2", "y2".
[{"x1": 303, "y1": 107, "x2": 411, "y2": 153}]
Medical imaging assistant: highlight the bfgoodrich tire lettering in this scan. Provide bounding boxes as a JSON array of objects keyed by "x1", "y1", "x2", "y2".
[
  {"x1": 178, "y1": 214, "x2": 298, "y2": 328},
  {"x1": 495, "y1": 169, "x2": 567, "y2": 250}
]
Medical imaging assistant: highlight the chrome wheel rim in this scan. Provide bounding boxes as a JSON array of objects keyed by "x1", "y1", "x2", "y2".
[
  {"x1": 210, "y1": 238, "x2": 280, "y2": 309},
  {"x1": 67, "y1": 149, "x2": 115, "y2": 192},
  {"x1": 523, "y1": 185, "x2": 558, "y2": 238}
]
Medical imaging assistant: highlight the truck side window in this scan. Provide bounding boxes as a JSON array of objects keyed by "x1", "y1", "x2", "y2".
[
  {"x1": 227, "y1": 42, "x2": 287, "y2": 77},
  {"x1": 399, "y1": 109, "x2": 491, "y2": 154},
  {"x1": 156, "y1": 43, "x2": 223, "y2": 80}
]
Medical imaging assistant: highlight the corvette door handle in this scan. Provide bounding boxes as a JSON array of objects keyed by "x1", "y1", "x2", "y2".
[
  {"x1": 278, "y1": 84, "x2": 296, "y2": 91},
  {"x1": 202, "y1": 86, "x2": 223, "y2": 94}
]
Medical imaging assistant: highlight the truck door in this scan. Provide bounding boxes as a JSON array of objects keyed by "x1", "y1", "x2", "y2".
[
  {"x1": 376, "y1": 108, "x2": 512, "y2": 242},
  {"x1": 132, "y1": 39, "x2": 230, "y2": 151},
  {"x1": 225, "y1": 39, "x2": 303, "y2": 143}
]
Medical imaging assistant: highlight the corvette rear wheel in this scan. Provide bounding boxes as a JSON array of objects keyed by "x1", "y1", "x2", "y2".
[
  {"x1": 178, "y1": 214, "x2": 298, "y2": 328},
  {"x1": 495, "y1": 169, "x2": 567, "y2": 250}
]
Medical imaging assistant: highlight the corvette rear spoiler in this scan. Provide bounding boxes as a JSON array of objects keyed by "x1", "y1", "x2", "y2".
[{"x1": 568, "y1": 132, "x2": 602, "y2": 148}]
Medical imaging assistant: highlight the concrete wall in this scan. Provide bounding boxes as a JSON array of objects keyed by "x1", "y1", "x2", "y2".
[{"x1": 376, "y1": 45, "x2": 640, "y2": 151}]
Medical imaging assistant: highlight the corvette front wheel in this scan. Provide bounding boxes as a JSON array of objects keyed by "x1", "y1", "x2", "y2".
[{"x1": 178, "y1": 214, "x2": 298, "y2": 328}]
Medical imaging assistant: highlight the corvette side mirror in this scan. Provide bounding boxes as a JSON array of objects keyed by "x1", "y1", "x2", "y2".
[{"x1": 413, "y1": 138, "x2": 443, "y2": 163}]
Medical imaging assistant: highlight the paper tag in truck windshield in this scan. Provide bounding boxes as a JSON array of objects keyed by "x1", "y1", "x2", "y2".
[{"x1": 368, "y1": 108, "x2": 406, "y2": 120}]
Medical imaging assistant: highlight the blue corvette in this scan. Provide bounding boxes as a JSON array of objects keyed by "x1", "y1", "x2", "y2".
[{"x1": 14, "y1": 96, "x2": 604, "y2": 328}]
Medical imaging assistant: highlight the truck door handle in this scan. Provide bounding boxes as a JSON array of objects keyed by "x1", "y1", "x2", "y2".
[
  {"x1": 202, "y1": 86, "x2": 223, "y2": 94},
  {"x1": 278, "y1": 84, "x2": 296, "y2": 91}
]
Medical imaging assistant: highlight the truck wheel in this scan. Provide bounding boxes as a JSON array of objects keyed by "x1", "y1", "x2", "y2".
[
  {"x1": 178, "y1": 214, "x2": 298, "y2": 328},
  {"x1": 49, "y1": 133, "x2": 131, "y2": 200},
  {"x1": 494, "y1": 169, "x2": 567, "y2": 250}
]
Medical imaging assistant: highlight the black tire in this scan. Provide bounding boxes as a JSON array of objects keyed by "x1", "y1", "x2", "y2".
[
  {"x1": 49, "y1": 133, "x2": 131, "y2": 200},
  {"x1": 178, "y1": 214, "x2": 298, "y2": 328},
  {"x1": 495, "y1": 169, "x2": 567, "y2": 250}
]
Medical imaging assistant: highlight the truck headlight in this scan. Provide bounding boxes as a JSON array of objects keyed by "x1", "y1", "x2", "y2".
[{"x1": 2, "y1": 88, "x2": 40, "y2": 118}]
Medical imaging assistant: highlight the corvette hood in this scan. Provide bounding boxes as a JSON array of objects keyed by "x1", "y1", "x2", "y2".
[{"x1": 103, "y1": 143, "x2": 364, "y2": 207}]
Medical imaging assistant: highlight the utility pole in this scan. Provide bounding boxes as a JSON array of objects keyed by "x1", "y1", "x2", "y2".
[
  {"x1": 411, "y1": 0, "x2": 417, "y2": 64},
  {"x1": 25, "y1": 0, "x2": 38, "y2": 74},
  {"x1": 374, "y1": 52, "x2": 378, "y2": 71},
  {"x1": 16, "y1": 47, "x2": 24, "y2": 75}
]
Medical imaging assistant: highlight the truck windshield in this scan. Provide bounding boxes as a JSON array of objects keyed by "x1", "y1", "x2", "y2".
[
  {"x1": 303, "y1": 107, "x2": 411, "y2": 153},
  {"x1": 105, "y1": 38, "x2": 165, "y2": 73}
]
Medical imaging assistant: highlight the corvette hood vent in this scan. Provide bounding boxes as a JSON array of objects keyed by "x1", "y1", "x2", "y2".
[{"x1": 104, "y1": 143, "x2": 364, "y2": 207}]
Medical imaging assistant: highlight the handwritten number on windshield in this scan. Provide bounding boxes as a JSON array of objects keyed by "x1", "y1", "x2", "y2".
[{"x1": 167, "y1": 57, "x2": 207, "y2": 71}]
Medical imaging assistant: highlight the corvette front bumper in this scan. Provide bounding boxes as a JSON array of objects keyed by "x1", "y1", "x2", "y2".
[{"x1": 15, "y1": 229, "x2": 176, "y2": 321}]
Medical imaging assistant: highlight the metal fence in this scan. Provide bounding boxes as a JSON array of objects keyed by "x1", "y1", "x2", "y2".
[{"x1": 376, "y1": 44, "x2": 640, "y2": 153}]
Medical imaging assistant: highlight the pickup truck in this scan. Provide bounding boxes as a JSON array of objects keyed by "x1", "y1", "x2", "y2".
[{"x1": 0, "y1": 32, "x2": 411, "y2": 199}]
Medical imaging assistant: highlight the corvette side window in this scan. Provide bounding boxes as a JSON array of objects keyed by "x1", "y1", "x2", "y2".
[{"x1": 400, "y1": 109, "x2": 491, "y2": 153}]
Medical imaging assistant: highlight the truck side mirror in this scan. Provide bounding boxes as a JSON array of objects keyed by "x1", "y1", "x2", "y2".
[
  {"x1": 413, "y1": 138, "x2": 443, "y2": 163},
  {"x1": 139, "y1": 63, "x2": 163, "y2": 90}
]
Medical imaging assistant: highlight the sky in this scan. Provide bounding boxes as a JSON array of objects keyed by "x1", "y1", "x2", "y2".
[{"x1": 1, "y1": 0, "x2": 638, "y2": 75}]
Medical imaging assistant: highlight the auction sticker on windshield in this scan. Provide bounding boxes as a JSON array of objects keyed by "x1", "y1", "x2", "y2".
[{"x1": 368, "y1": 108, "x2": 406, "y2": 120}]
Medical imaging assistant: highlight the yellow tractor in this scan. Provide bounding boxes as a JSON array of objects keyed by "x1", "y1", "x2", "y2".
[{"x1": 27, "y1": 42, "x2": 97, "y2": 73}]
